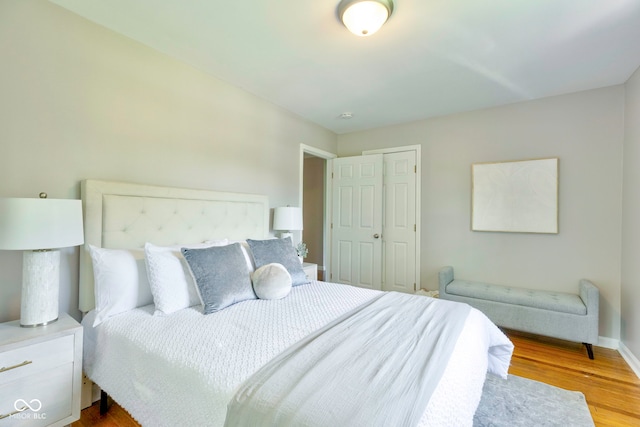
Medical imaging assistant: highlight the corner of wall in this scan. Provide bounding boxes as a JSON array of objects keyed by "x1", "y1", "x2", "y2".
[{"x1": 619, "y1": 341, "x2": 640, "y2": 380}]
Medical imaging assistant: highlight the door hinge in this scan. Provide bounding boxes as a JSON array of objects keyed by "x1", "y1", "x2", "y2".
[
  {"x1": 331, "y1": 172, "x2": 334, "y2": 179},
  {"x1": 414, "y1": 224, "x2": 416, "y2": 232},
  {"x1": 331, "y1": 223, "x2": 333, "y2": 229},
  {"x1": 414, "y1": 165, "x2": 417, "y2": 173}
]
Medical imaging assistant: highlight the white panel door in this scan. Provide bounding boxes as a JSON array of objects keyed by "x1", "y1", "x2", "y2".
[
  {"x1": 330, "y1": 154, "x2": 383, "y2": 290},
  {"x1": 382, "y1": 151, "x2": 417, "y2": 293}
]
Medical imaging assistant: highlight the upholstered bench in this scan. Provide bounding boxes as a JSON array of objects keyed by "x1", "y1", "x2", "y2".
[{"x1": 438, "y1": 266, "x2": 599, "y2": 359}]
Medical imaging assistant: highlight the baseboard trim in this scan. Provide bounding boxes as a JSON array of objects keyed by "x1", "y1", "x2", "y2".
[
  {"x1": 619, "y1": 342, "x2": 640, "y2": 379},
  {"x1": 597, "y1": 335, "x2": 618, "y2": 350}
]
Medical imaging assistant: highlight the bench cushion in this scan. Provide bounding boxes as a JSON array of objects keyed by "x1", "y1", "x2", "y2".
[{"x1": 446, "y1": 280, "x2": 587, "y2": 315}]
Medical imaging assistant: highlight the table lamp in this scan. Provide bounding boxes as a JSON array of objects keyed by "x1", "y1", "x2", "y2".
[
  {"x1": 273, "y1": 206, "x2": 303, "y2": 241},
  {"x1": 0, "y1": 193, "x2": 84, "y2": 327}
]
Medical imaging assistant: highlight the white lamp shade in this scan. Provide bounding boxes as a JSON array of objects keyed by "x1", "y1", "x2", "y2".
[
  {"x1": 339, "y1": 0, "x2": 393, "y2": 37},
  {"x1": 0, "y1": 198, "x2": 84, "y2": 250},
  {"x1": 273, "y1": 207, "x2": 303, "y2": 231}
]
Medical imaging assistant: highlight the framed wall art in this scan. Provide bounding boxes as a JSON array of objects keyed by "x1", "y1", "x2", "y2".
[{"x1": 471, "y1": 158, "x2": 558, "y2": 233}]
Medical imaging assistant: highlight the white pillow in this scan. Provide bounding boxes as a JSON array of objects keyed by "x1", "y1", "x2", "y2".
[
  {"x1": 145, "y1": 239, "x2": 229, "y2": 315},
  {"x1": 251, "y1": 263, "x2": 292, "y2": 300},
  {"x1": 88, "y1": 245, "x2": 153, "y2": 327}
]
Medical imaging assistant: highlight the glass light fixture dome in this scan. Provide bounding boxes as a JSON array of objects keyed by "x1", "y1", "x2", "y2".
[{"x1": 338, "y1": 0, "x2": 394, "y2": 37}]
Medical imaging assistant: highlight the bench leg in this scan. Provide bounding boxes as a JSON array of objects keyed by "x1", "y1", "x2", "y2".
[
  {"x1": 583, "y1": 343, "x2": 594, "y2": 360},
  {"x1": 100, "y1": 390, "x2": 110, "y2": 415}
]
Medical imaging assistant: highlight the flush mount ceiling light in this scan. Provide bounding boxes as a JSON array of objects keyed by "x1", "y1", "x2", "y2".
[{"x1": 338, "y1": 0, "x2": 394, "y2": 37}]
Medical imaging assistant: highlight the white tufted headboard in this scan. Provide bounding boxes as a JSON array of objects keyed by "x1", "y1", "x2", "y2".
[{"x1": 79, "y1": 180, "x2": 269, "y2": 313}]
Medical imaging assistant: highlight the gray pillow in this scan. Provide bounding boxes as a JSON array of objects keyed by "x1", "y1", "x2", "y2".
[
  {"x1": 247, "y1": 237, "x2": 309, "y2": 286},
  {"x1": 181, "y1": 243, "x2": 256, "y2": 314}
]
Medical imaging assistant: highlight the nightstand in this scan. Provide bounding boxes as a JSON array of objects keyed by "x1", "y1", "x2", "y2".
[
  {"x1": 302, "y1": 262, "x2": 318, "y2": 281},
  {"x1": 0, "y1": 313, "x2": 82, "y2": 427}
]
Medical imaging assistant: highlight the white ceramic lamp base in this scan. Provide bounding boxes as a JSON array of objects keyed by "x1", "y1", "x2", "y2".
[
  {"x1": 278, "y1": 232, "x2": 293, "y2": 241},
  {"x1": 21, "y1": 249, "x2": 60, "y2": 327}
]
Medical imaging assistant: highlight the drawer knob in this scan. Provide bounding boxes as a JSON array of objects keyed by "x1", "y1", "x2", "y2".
[{"x1": 0, "y1": 360, "x2": 32, "y2": 373}]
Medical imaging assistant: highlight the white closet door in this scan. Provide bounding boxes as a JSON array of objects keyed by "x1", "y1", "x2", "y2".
[
  {"x1": 330, "y1": 154, "x2": 383, "y2": 290},
  {"x1": 382, "y1": 151, "x2": 417, "y2": 293}
]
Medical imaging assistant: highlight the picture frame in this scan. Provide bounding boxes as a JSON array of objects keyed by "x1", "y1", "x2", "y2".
[{"x1": 471, "y1": 158, "x2": 558, "y2": 234}]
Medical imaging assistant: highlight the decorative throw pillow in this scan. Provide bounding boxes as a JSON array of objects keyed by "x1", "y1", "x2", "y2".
[
  {"x1": 88, "y1": 245, "x2": 153, "y2": 326},
  {"x1": 251, "y1": 263, "x2": 292, "y2": 300},
  {"x1": 181, "y1": 243, "x2": 256, "y2": 314},
  {"x1": 144, "y1": 241, "x2": 227, "y2": 316},
  {"x1": 226, "y1": 240, "x2": 256, "y2": 273},
  {"x1": 246, "y1": 237, "x2": 309, "y2": 287}
]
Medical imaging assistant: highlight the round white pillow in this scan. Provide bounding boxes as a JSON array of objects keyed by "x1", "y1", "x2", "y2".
[{"x1": 251, "y1": 263, "x2": 292, "y2": 300}]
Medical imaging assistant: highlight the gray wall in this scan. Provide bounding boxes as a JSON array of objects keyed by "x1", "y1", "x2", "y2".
[
  {"x1": 622, "y1": 66, "x2": 640, "y2": 360},
  {"x1": 337, "y1": 87, "x2": 625, "y2": 340},
  {"x1": 0, "y1": 1, "x2": 336, "y2": 322}
]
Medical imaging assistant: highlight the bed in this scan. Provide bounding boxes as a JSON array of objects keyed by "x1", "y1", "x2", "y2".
[{"x1": 79, "y1": 179, "x2": 514, "y2": 427}]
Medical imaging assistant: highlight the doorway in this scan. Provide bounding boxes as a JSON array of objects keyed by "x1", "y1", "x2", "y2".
[
  {"x1": 299, "y1": 144, "x2": 337, "y2": 281},
  {"x1": 299, "y1": 144, "x2": 421, "y2": 291}
]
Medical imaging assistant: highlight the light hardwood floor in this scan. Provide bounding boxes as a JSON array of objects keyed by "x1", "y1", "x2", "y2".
[{"x1": 72, "y1": 330, "x2": 640, "y2": 427}]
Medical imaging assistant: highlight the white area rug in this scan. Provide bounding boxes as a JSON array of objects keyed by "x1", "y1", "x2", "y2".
[{"x1": 474, "y1": 374, "x2": 594, "y2": 427}]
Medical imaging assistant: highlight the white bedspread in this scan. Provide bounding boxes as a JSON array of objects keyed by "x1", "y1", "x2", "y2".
[
  {"x1": 226, "y1": 292, "x2": 472, "y2": 427},
  {"x1": 83, "y1": 281, "x2": 513, "y2": 427}
]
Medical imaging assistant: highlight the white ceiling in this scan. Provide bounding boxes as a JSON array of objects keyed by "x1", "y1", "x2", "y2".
[{"x1": 51, "y1": 0, "x2": 640, "y2": 134}]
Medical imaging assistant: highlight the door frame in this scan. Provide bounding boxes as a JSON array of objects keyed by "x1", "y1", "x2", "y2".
[
  {"x1": 362, "y1": 145, "x2": 422, "y2": 291},
  {"x1": 299, "y1": 143, "x2": 421, "y2": 290},
  {"x1": 299, "y1": 144, "x2": 337, "y2": 277}
]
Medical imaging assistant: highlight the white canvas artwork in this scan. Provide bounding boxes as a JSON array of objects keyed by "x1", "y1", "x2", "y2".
[{"x1": 472, "y1": 158, "x2": 558, "y2": 233}]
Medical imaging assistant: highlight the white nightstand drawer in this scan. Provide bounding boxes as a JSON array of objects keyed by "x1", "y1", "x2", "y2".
[
  {"x1": 0, "y1": 362, "x2": 73, "y2": 426},
  {"x1": 0, "y1": 335, "x2": 74, "y2": 384},
  {"x1": 302, "y1": 262, "x2": 317, "y2": 281}
]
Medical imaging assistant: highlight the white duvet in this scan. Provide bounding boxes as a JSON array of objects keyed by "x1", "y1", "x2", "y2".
[{"x1": 83, "y1": 281, "x2": 513, "y2": 427}]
